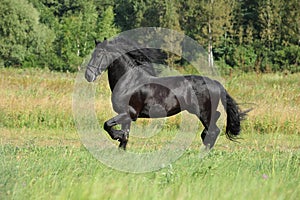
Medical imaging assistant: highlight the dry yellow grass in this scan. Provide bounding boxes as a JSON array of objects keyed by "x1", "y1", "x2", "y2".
[
  {"x1": 0, "y1": 68, "x2": 299, "y2": 148},
  {"x1": 225, "y1": 73, "x2": 300, "y2": 135}
]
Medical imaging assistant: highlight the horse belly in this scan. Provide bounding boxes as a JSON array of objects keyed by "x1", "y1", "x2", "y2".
[{"x1": 138, "y1": 86, "x2": 183, "y2": 118}]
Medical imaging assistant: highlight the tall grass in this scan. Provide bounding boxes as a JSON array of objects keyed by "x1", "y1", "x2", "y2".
[
  {"x1": 0, "y1": 68, "x2": 299, "y2": 199},
  {"x1": 1, "y1": 68, "x2": 299, "y2": 138},
  {"x1": 225, "y1": 73, "x2": 300, "y2": 135},
  {"x1": 1, "y1": 143, "x2": 299, "y2": 199}
]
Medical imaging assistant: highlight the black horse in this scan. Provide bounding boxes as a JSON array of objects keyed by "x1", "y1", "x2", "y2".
[{"x1": 85, "y1": 38, "x2": 247, "y2": 150}]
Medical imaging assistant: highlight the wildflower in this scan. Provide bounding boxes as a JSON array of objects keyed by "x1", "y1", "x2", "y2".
[{"x1": 262, "y1": 174, "x2": 268, "y2": 180}]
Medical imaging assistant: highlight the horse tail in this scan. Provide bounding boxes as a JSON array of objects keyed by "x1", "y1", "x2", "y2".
[{"x1": 221, "y1": 90, "x2": 248, "y2": 141}]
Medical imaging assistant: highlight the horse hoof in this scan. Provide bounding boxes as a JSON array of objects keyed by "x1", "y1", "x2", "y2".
[
  {"x1": 118, "y1": 141, "x2": 127, "y2": 150},
  {"x1": 199, "y1": 144, "x2": 210, "y2": 159}
]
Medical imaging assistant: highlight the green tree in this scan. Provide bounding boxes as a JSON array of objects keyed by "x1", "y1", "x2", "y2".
[
  {"x1": 258, "y1": 0, "x2": 283, "y2": 50},
  {"x1": 159, "y1": 0, "x2": 182, "y2": 67},
  {"x1": 27, "y1": 0, "x2": 111, "y2": 71},
  {"x1": 114, "y1": 0, "x2": 137, "y2": 30},
  {"x1": 97, "y1": 6, "x2": 120, "y2": 41},
  {"x1": 42, "y1": 0, "x2": 102, "y2": 71},
  {"x1": 281, "y1": 0, "x2": 300, "y2": 45},
  {"x1": 27, "y1": 0, "x2": 59, "y2": 29},
  {"x1": 138, "y1": 0, "x2": 161, "y2": 27},
  {"x1": 239, "y1": 0, "x2": 260, "y2": 39},
  {"x1": 0, "y1": 0, "x2": 54, "y2": 67},
  {"x1": 195, "y1": 0, "x2": 235, "y2": 68}
]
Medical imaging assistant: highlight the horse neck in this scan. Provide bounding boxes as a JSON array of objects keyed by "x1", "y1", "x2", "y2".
[{"x1": 107, "y1": 55, "x2": 134, "y2": 91}]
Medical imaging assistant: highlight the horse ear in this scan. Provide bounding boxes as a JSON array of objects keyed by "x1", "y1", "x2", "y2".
[
  {"x1": 94, "y1": 39, "x2": 100, "y2": 46},
  {"x1": 102, "y1": 37, "x2": 108, "y2": 46}
]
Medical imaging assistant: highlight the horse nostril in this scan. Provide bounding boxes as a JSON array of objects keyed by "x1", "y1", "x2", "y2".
[{"x1": 85, "y1": 70, "x2": 95, "y2": 82}]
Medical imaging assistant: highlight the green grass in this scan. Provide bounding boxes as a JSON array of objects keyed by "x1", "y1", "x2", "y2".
[
  {"x1": 1, "y1": 141, "x2": 299, "y2": 200},
  {"x1": 0, "y1": 68, "x2": 300, "y2": 199}
]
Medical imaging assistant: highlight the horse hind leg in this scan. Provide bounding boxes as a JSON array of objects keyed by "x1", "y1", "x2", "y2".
[{"x1": 200, "y1": 111, "x2": 221, "y2": 149}]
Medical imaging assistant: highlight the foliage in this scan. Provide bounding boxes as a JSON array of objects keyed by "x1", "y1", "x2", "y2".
[
  {"x1": 97, "y1": 6, "x2": 120, "y2": 41},
  {"x1": 0, "y1": 0, "x2": 299, "y2": 72},
  {"x1": 0, "y1": 0, "x2": 54, "y2": 67}
]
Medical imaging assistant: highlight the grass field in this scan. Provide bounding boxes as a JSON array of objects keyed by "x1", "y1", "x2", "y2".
[{"x1": 0, "y1": 68, "x2": 299, "y2": 199}]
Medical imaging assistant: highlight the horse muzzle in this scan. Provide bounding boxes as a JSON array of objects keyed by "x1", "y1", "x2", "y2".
[{"x1": 85, "y1": 67, "x2": 97, "y2": 82}]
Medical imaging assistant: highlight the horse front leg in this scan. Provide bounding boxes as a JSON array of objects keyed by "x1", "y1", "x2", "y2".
[
  {"x1": 118, "y1": 122, "x2": 131, "y2": 150},
  {"x1": 103, "y1": 113, "x2": 132, "y2": 149}
]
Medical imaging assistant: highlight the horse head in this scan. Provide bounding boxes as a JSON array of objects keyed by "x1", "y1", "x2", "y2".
[
  {"x1": 85, "y1": 37, "x2": 167, "y2": 82},
  {"x1": 85, "y1": 38, "x2": 121, "y2": 82}
]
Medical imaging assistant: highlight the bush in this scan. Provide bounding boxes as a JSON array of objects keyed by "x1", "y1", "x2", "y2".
[
  {"x1": 0, "y1": 0, "x2": 54, "y2": 68},
  {"x1": 233, "y1": 45, "x2": 257, "y2": 72},
  {"x1": 273, "y1": 45, "x2": 300, "y2": 73}
]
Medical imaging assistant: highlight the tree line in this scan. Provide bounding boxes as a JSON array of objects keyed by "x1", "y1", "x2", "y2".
[{"x1": 0, "y1": 0, "x2": 299, "y2": 73}]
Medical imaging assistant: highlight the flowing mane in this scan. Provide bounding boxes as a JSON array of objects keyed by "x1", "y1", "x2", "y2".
[{"x1": 106, "y1": 37, "x2": 167, "y2": 75}]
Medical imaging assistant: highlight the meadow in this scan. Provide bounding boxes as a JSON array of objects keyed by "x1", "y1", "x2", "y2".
[{"x1": 0, "y1": 68, "x2": 299, "y2": 199}]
